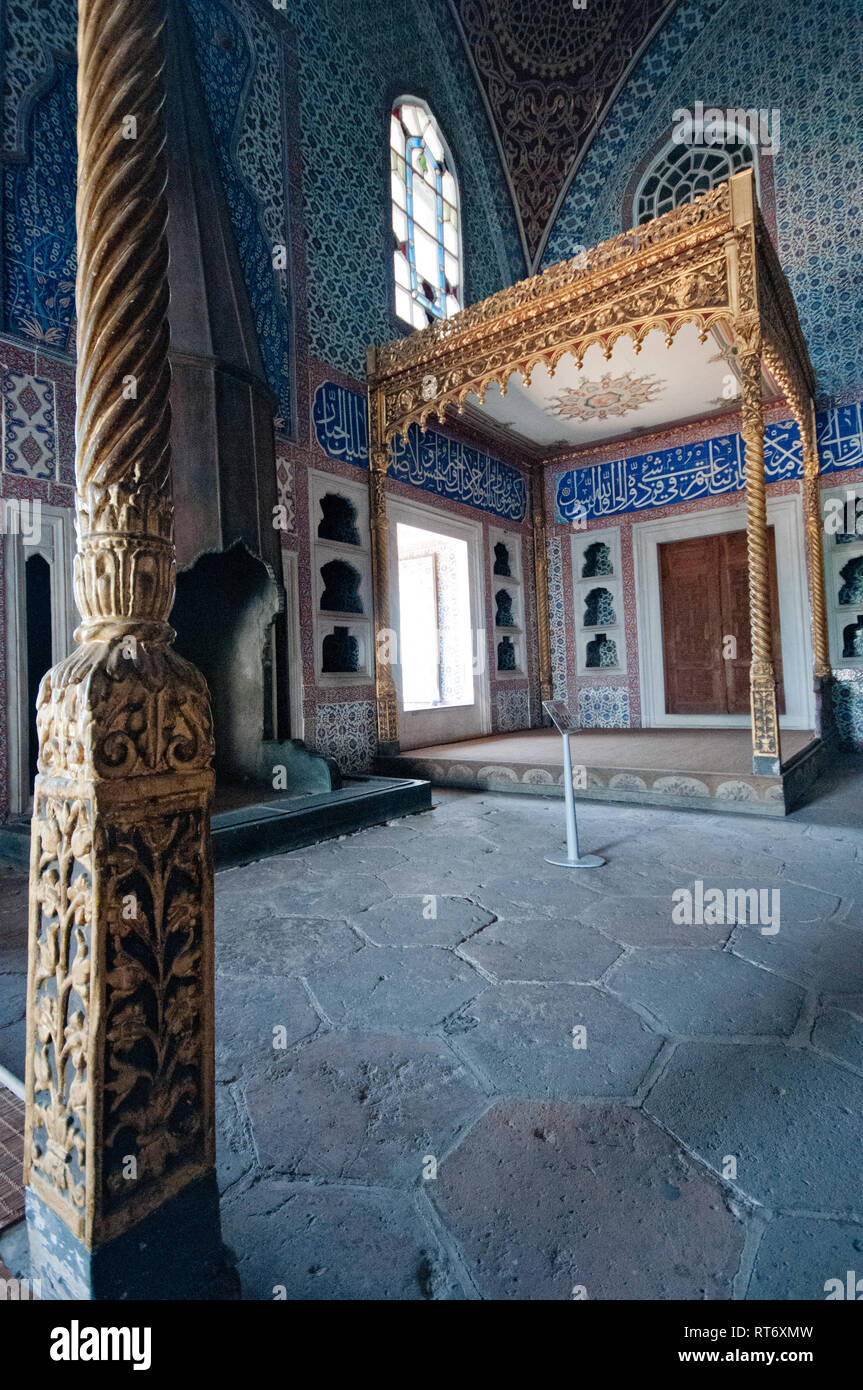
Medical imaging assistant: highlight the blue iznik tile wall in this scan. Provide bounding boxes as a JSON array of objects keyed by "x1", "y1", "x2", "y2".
[
  {"x1": 543, "y1": 0, "x2": 863, "y2": 405},
  {"x1": 0, "y1": 2, "x2": 76, "y2": 158},
  {"x1": 287, "y1": 0, "x2": 523, "y2": 379},
  {"x1": 0, "y1": 0, "x2": 521, "y2": 410},
  {"x1": 185, "y1": 0, "x2": 294, "y2": 432},
  {"x1": 2, "y1": 61, "x2": 77, "y2": 349}
]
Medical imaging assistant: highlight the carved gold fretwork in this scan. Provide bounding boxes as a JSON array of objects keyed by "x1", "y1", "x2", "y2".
[
  {"x1": 24, "y1": 0, "x2": 216, "y2": 1251},
  {"x1": 372, "y1": 183, "x2": 737, "y2": 445}
]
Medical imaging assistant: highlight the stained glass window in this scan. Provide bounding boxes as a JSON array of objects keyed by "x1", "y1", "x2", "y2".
[{"x1": 390, "y1": 99, "x2": 462, "y2": 329}]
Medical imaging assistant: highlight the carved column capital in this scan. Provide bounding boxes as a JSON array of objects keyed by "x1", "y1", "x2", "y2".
[{"x1": 734, "y1": 314, "x2": 762, "y2": 362}]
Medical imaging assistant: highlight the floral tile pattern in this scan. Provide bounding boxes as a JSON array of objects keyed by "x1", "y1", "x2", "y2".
[
  {"x1": 290, "y1": 0, "x2": 522, "y2": 378},
  {"x1": 546, "y1": 535, "x2": 568, "y2": 704},
  {"x1": 276, "y1": 455, "x2": 295, "y2": 533},
  {"x1": 577, "y1": 686, "x2": 630, "y2": 729},
  {"x1": 2, "y1": 62, "x2": 77, "y2": 350},
  {"x1": 313, "y1": 700, "x2": 377, "y2": 774},
  {"x1": 185, "y1": 0, "x2": 294, "y2": 433},
  {"x1": 833, "y1": 671, "x2": 863, "y2": 751},
  {"x1": 496, "y1": 687, "x2": 531, "y2": 732},
  {"x1": 1, "y1": 367, "x2": 56, "y2": 480}
]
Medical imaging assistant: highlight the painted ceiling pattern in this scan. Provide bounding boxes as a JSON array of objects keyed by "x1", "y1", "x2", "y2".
[
  {"x1": 548, "y1": 372, "x2": 665, "y2": 422},
  {"x1": 450, "y1": 0, "x2": 676, "y2": 268}
]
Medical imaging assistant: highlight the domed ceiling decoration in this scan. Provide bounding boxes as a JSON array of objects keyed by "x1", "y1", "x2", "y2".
[{"x1": 448, "y1": 0, "x2": 679, "y2": 272}]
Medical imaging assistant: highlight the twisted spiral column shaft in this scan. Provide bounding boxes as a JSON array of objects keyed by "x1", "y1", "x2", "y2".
[
  {"x1": 800, "y1": 406, "x2": 831, "y2": 679},
  {"x1": 532, "y1": 485, "x2": 553, "y2": 704},
  {"x1": 739, "y1": 347, "x2": 780, "y2": 764},
  {"x1": 739, "y1": 352, "x2": 774, "y2": 673},
  {"x1": 368, "y1": 421, "x2": 400, "y2": 751},
  {"x1": 74, "y1": 0, "x2": 174, "y2": 638}
]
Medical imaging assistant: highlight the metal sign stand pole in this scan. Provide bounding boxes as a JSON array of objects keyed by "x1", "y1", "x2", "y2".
[{"x1": 545, "y1": 729, "x2": 606, "y2": 869}]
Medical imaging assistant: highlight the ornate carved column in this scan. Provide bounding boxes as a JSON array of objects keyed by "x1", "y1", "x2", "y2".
[
  {"x1": 738, "y1": 332, "x2": 782, "y2": 774},
  {"x1": 799, "y1": 402, "x2": 831, "y2": 680},
  {"x1": 24, "y1": 0, "x2": 231, "y2": 1299},
  {"x1": 531, "y1": 470, "x2": 554, "y2": 708},
  {"x1": 366, "y1": 378, "x2": 400, "y2": 755}
]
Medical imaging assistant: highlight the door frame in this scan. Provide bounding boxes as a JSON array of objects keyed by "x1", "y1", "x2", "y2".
[
  {"x1": 633, "y1": 494, "x2": 814, "y2": 730},
  {"x1": 5, "y1": 504, "x2": 77, "y2": 815},
  {"x1": 386, "y1": 494, "x2": 491, "y2": 748}
]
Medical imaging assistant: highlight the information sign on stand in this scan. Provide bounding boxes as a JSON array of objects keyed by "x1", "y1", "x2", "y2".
[{"x1": 542, "y1": 700, "x2": 606, "y2": 869}]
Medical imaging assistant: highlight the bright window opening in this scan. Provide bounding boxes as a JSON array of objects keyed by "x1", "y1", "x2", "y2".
[
  {"x1": 397, "y1": 523, "x2": 473, "y2": 711},
  {"x1": 390, "y1": 99, "x2": 462, "y2": 329}
]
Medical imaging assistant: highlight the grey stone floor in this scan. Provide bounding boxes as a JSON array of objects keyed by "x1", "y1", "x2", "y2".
[
  {"x1": 211, "y1": 761, "x2": 863, "y2": 1300},
  {"x1": 1, "y1": 760, "x2": 862, "y2": 1299}
]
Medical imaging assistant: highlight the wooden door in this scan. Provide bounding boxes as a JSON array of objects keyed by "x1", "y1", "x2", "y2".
[{"x1": 660, "y1": 527, "x2": 785, "y2": 716}]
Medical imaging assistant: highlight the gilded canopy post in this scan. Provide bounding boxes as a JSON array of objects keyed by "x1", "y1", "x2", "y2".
[
  {"x1": 737, "y1": 325, "x2": 782, "y2": 774},
  {"x1": 366, "y1": 363, "x2": 400, "y2": 755}
]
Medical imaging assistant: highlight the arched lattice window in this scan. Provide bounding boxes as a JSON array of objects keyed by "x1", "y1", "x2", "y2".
[
  {"x1": 390, "y1": 98, "x2": 462, "y2": 328},
  {"x1": 633, "y1": 122, "x2": 757, "y2": 226}
]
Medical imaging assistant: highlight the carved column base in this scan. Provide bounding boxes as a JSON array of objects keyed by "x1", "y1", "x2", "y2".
[
  {"x1": 750, "y1": 675, "x2": 781, "y2": 775},
  {"x1": 26, "y1": 1173, "x2": 237, "y2": 1301},
  {"x1": 24, "y1": 642, "x2": 225, "y2": 1296},
  {"x1": 375, "y1": 688, "x2": 400, "y2": 758}
]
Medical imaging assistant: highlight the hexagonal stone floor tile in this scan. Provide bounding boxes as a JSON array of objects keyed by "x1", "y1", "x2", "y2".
[
  {"x1": 708, "y1": 878, "x2": 840, "y2": 925},
  {"x1": 305, "y1": 947, "x2": 484, "y2": 1031},
  {"x1": 450, "y1": 983, "x2": 662, "y2": 1098},
  {"x1": 217, "y1": 867, "x2": 393, "y2": 918},
  {"x1": 580, "y1": 893, "x2": 733, "y2": 948},
  {"x1": 0, "y1": 973, "x2": 25, "y2": 1029},
  {"x1": 459, "y1": 916, "x2": 621, "y2": 983},
  {"x1": 731, "y1": 916, "x2": 863, "y2": 994},
  {"x1": 352, "y1": 895, "x2": 494, "y2": 948},
  {"x1": 746, "y1": 1216, "x2": 863, "y2": 1300},
  {"x1": 221, "y1": 1181, "x2": 464, "y2": 1299},
  {"x1": 215, "y1": 854, "x2": 317, "y2": 898},
  {"x1": 646, "y1": 1042, "x2": 863, "y2": 1214},
  {"x1": 214, "y1": 976, "x2": 319, "y2": 1076},
  {"x1": 214, "y1": 912, "x2": 360, "y2": 978},
  {"x1": 463, "y1": 875, "x2": 600, "y2": 924},
  {"x1": 215, "y1": 1083, "x2": 254, "y2": 1193},
  {"x1": 659, "y1": 845, "x2": 789, "y2": 881},
  {"x1": 243, "y1": 1032, "x2": 484, "y2": 1181},
  {"x1": 432, "y1": 1100, "x2": 744, "y2": 1299},
  {"x1": 607, "y1": 949, "x2": 804, "y2": 1036},
  {"x1": 812, "y1": 1003, "x2": 863, "y2": 1071}
]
